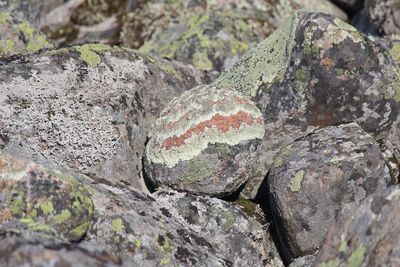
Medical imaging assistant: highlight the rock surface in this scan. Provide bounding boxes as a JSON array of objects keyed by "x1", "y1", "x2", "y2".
[
  {"x1": 83, "y1": 182, "x2": 277, "y2": 266},
  {"x1": 0, "y1": 44, "x2": 204, "y2": 192},
  {"x1": 0, "y1": 153, "x2": 94, "y2": 241},
  {"x1": 267, "y1": 123, "x2": 389, "y2": 261},
  {"x1": 0, "y1": 11, "x2": 53, "y2": 57},
  {"x1": 314, "y1": 185, "x2": 400, "y2": 266},
  {"x1": 213, "y1": 10, "x2": 400, "y2": 198},
  {"x1": 364, "y1": 0, "x2": 400, "y2": 36},
  {"x1": 123, "y1": 0, "x2": 346, "y2": 79},
  {"x1": 144, "y1": 85, "x2": 265, "y2": 196}
]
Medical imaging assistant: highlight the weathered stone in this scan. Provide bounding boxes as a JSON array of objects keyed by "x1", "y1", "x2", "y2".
[
  {"x1": 0, "y1": 44, "x2": 204, "y2": 192},
  {"x1": 39, "y1": 0, "x2": 127, "y2": 46},
  {"x1": 213, "y1": 10, "x2": 400, "y2": 198},
  {"x1": 0, "y1": 222, "x2": 126, "y2": 267},
  {"x1": 363, "y1": 0, "x2": 400, "y2": 36},
  {"x1": 144, "y1": 85, "x2": 265, "y2": 196},
  {"x1": 0, "y1": 11, "x2": 53, "y2": 57},
  {"x1": 83, "y1": 181, "x2": 274, "y2": 266},
  {"x1": 267, "y1": 124, "x2": 389, "y2": 261},
  {"x1": 0, "y1": 153, "x2": 94, "y2": 241},
  {"x1": 289, "y1": 255, "x2": 315, "y2": 267},
  {"x1": 122, "y1": 0, "x2": 346, "y2": 79},
  {"x1": 314, "y1": 185, "x2": 400, "y2": 266}
]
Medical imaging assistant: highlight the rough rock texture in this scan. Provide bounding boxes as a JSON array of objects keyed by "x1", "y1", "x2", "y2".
[
  {"x1": 83, "y1": 182, "x2": 276, "y2": 266},
  {"x1": 289, "y1": 255, "x2": 315, "y2": 267},
  {"x1": 0, "y1": 44, "x2": 204, "y2": 192},
  {"x1": 144, "y1": 85, "x2": 265, "y2": 196},
  {"x1": 0, "y1": 222, "x2": 127, "y2": 267},
  {"x1": 0, "y1": 11, "x2": 53, "y2": 57},
  {"x1": 39, "y1": 0, "x2": 127, "y2": 46},
  {"x1": 213, "y1": 11, "x2": 400, "y2": 198},
  {"x1": 364, "y1": 0, "x2": 400, "y2": 36},
  {"x1": 122, "y1": 0, "x2": 346, "y2": 79},
  {"x1": 314, "y1": 185, "x2": 400, "y2": 266},
  {"x1": 0, "y1": 153, "x2": 94, "y2": 241},
  {"x1": 267, "y1": 123, "x2": 389, "y2": 261}
]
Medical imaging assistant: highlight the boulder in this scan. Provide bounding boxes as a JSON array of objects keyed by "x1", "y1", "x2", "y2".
[
  {"x1": 314, "y1": 185, "x2": 400, "y2": 266},
  {"x1": 0, "y1": 44, "x2": 204, "y2": 192},
  {"x1": 144, "y1": 85, "x2": 265, "y2": 196},
  {"x1": 213, "y1": 11, "x2": 400, "y2": 198},
  {"x1": 267, "y1": 123, "x2": 389, "y2": 261}
]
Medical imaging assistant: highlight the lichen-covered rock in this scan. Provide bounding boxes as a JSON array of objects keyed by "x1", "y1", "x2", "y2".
[
  {"x1": 363, "y1": 0, "x2": 400, "y2": 36},
  {"x1": 122, "y1": 0, "x2": 346, "y2": 79},
  {"x1": 0, "y1": 222, "x2": 127, "y2": 267},
  {"x1": 213, "y1": 10, "x2": 400, "y2": 198},
  {"x1": 83, "y1": 181, "x2": 275, "y2": 266},
  {"x1": 314, "y1": 185, "x2": 400, "y2": 266},
  {"x1": 267, "y1": 123, "x2": 389, "y2": 262},
  {"x1": 144, "y1": 85, "x2": 265, "y2": 196},
  {"x1": 0, "y1": 11, "x2": 53, "y2": 57},
  {"x1": 0, "y1": 153, "x2": 94, "y2": 241},
  {"x1": 0, "y1": 44, "x2": 204, "y2": 192}
]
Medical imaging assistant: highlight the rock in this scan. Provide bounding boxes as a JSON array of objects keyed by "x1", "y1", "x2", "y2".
[
  {"x1": 122, "y1": 0, "x2": 347, "y2": 79},
  {"x1": 0, "y1": 11, "x2": 53, "y2": 57},
  {"x1": 0, "y1": 44, "x2": 204, "y2": 192},
  {"x1": 288, "y1": 255, "x2": 315, "y2": 267},
  {"x1": 144, "y1": 85, "x2": 265, "y2": 196},
  {"x1": 0, "y1": 222, "x2": 126, "y2": 267},
  {"x1": 314, "y1": 185, "x2": 400, "y2": 266},
  {"x1": 213, "y1": 10, "x2": 400, "y2": 198},
  {"x1": 0, "y1": 153, "x2": 94, "y2": 241},
  {"x1": 39, "y1": 0, "x2": 127, "y2": 46},
  {"x1": 292, "y1": 0, "x2": 348, "y2": 21},
  {"x1": 363, "y1": 0, "x2": 400, "y2": 36},
  {"x1": 267, "y1": 123, "x2": 389, "y2": 261},
  {"x1": 83, "y1": 181, "x2": 275, "y2": 266},
  {"x1": 330, "y1": 0, "x2": 364, "y2": 12}
]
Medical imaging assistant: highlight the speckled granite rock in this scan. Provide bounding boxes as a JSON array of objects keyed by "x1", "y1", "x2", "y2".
[
  {"x1": 144, "y1": 85, "x2": 265, "y2": 196},
  {"x1": 0, "y1": 44, "x2": 204, "y2": 192},
  {"x1": 83, "y1": 182, "x2": 277, "y2": 266},
  {"x1": 122, "y1": 0, "x2": 346, "y2": 79},
  {"x1": 213, "y1": 10, "x2": 400, "y2": 198},
  {"x1": 0, "y1": 153, "x2": 94, "y2": 241},
  {"x1": 314, "y1": 185, "x2": 400, "y2": 267},
  {"x1": 0, "y1": 12, "x2": 53, "y2": 57},
  {"x1": 267, "y1": 123, "x2": 389, "y2": 262},
  {"x1": 289, "y1": 255, "x2": 315, "y2": 267}
]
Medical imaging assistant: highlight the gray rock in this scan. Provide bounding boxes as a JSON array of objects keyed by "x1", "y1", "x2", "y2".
[
  {"x1": 0, "y1": 44, "x2": 204, "y2": 193},
  {"x1": 144, "y1": 85, "x2": 265, "y2": 196},
  {"x1": 83, "y1": 181, "x2": 276, "y2": 266},
  {"x1": 0, "y1": 152, "x2": 94, "y2": 241},
  {"x1": 267, "y1": 123, "x2": 389, "y2": 261},
  {"x1": 314, "y1": 185, "x2": 400, "y2": 266},
  {"x1": 364, "y1": 0, "x2": 400, "y2": 36},
  {"x1": 213, "y1": 10, "x2": 400, "y2": 198}
]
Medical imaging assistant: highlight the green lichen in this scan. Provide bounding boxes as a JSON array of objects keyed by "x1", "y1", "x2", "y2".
[
  {"x1": 386, "y1": 188, "x2": 400, "y2": 201},
  {"x1": 70, "y1": 221, "x2": 91, "y2": 239},
  {"x1": 233, "y1": 199, "x2": 257, "y2": 217},
  {"x1": 214, "y1": 12, "x2": 299, "y2": 97},
  {"x1": 160, "y1": 257, "x2": 170, "y2": 265},
  {"x1": 52, "y1": 209, "x2": 72, "y2": 225},
  {"x1": 134, "y1": 239, "x2": 142, "y2": 248},
  {"x1": 111, "y1": 218, "x2": 125, "y2": 233},
  {"x1": 181, "y1": 159, "x2": 214, "y2": 185},
  {"x1": 272, "y1": 144, "x2": 294, "y2": 168},
  {"x1": 19, "y1": 217, "x2": 52, "y2": 232},
  {"x1": 17, "y1": 21, "x2": 51, "y2": 52},
  {"x1": 9, "y1": 190, "x2": 26, "y2": 216},
  {"x1": 0, "y1": 39, "x2": 15, "y2": 54},
  {"x1": 75, "y1": 44, "x2": 111, "y2": 67},
  {"x1": 290, "y1": 170, "x2": 304, "y2": 192},
  {"x1": 0, "y1": 12, "x2": 11, "y2": 24},
  {"x1": 389, "y1": 44, "x2": 400, "y2": 63},
  {"x1": 40, "y1": 200, "x2": 54, "y2": 215},
  {"x1": 192, "y1": 50, "x2": 213, "y2": 70},
  {"x1": 319, "y1": 260, "x2": 340, "y2": 267},
  {"x1": 347, "y1": 244, "x2": 366, "y2": 267},
  {"x1": 339, "y1": 239, "x2": 348, "y2": 252}
]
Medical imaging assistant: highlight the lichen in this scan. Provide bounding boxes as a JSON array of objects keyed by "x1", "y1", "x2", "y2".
[
  {"x1": 290, "y1": 170, "x2": 304, "y2": 192},
  {"x1": 319, "y1": 260, "x2": 340, "y2": 267},
  {"x1": 75, "y1": 44, "x2": 111, "y2": 67},
  {"x1": 214, "y1": 11, "x2": 299, "y2": 97},
  {"x1": 52, "y1": 209, "x2": 72, "y2": 225},
  {"x1": 389, "y1": 44, "x2": 400, "y2": 63},
  {"x1": 39, "y1": 200, "x2": 54, "y2": 215},
  {"x1": 347, "y1": 244, "x2": 366, "y2": 267},
  {"x1": 111, "y1": 218, "x2": 125, "y2": 233},
  {"x1": 272, "y1": 144, "x2": 294, "y2": 168}
]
